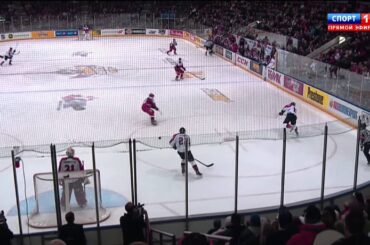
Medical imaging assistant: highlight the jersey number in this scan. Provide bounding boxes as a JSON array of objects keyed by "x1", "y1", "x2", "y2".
[
  {"x1": 63, "y1": 164, "x2": 75, "y2": 172},
  {"x1": 178, "y1": 137, "x2": 184, "y2": 145}
]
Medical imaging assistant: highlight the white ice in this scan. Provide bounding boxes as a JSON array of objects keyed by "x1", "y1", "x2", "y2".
[{"x1": 0, "y1": 37, "x2": 367, "y2": 233}]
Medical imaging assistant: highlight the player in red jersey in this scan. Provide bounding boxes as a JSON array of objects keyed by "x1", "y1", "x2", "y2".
[
  {"x1": 174, "y1": 58, "x2": 186, "y2": 80},
  {"x1": 141, "y1": 93, "x2": 160, "y2": 125},
  {"x1": 166, "y1": 39, "x2": 177, "y2": 55}
]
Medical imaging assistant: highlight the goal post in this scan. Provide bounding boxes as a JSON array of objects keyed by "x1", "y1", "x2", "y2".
[{"x1": 28, "y1": 169, "x2": 110, "y2": 228}]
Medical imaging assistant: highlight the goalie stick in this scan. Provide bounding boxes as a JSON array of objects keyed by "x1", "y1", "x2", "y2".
[
  {"x1": 194, "y1": 158, "x2": 214, "y2": 167},
  {"x1": 187, "y1": 71, "x2": 205, "y2": 80}
]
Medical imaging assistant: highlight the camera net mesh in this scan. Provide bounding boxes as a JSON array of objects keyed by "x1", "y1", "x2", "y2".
[{"x1": 28, "y1": 170, "x2": 110, "y2": 228}]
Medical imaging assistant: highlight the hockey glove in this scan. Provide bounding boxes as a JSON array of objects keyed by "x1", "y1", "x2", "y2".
[
  {"x1": 173, "y1": 145, "x2": 177, "y2": 150},
  {"x1": 279, "y1": 110, "x2": 284, "y2": 116}
]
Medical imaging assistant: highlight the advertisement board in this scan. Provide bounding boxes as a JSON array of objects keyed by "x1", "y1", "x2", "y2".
[
  {"x1": 224, "y1": 50, "x2": 233, "y2": 60},
  {"x1": 101, "y1": 29, "x2": 125, "y2": 36},
  {"x1": 131, "y1": 28, "x2": 146, "y2": 34},
  {"x1": 189, "y1": 34, "x2": 196, "y2": 43},
  {"x1": 158, "y1": 29, "x2": 167, "y2": 35},
  {"x1": 250, "y1": 60, "x2": 263, "y2": 75},
  {"x1": 214, "y1": 45, "x2": 224, "y2": 56},
  {"x1": 283, "y1": 75, "x2": 304, "y2": 96},
  {"x1": 92, "y1": 29, "x2": 101, "y2": 37},
  {"x1": 1, "y1": 32, "x2": 32, "y2": 40},
  {"x1": 146, "y1": 29, "x2": 158, "y2": 35},
  {"x1": 266, "y1": 68, "x2": 283, "y2": 86},
  {"x1": 55, "y1": 30, "x2": 78, "y2": 37},
  {"x1": 31, "y1": 31, "x2": 55, "y2": 39},
  {"x1": 169, "y1": 29, "x2": 183, "y2": 37},
  {"x1": 304, "y1": 85, "x2": 329, "y2": 109},
  {"x1": 194, "y1": 36, "x2": 204, "y2": 47},
  {"x1": 235, "y1": 54, "x2": 250, "y2": 71},
  {"x1": 183, "y1": 31, "x2": 190, "y2": 40},
  {"x1": 328, "y1": 96, "x2": 359, "y2": 121}
]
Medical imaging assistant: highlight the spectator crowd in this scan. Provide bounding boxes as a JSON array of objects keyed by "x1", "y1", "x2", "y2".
[
  {"x1": 0, "y1": 1, "x2": 369, "y2": 75},
  {"x1": 189, "y1": 1, "x2": 370, "y2": 76},
  {"x1": 191, "y1": 191, "x2": 370, "y2": 245}
]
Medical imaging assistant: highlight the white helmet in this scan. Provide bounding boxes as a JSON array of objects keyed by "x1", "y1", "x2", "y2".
[{"x1": 66, "y1": 147, "x2": 75, "y2": 157}]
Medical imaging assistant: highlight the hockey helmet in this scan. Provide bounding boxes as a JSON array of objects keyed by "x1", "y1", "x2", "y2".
[
  {"x1": 291, "y1": 102, "x2": 296, "y2": 106},
  {"x1": 179, "y1": 127, "x2": 186, "y2": 134},
  {"x1": 66, "y1": 147, "x2": 75, "y2": 157},
  {"x1": 149, "y1": 93, "x2": 155, "y2": 98}
]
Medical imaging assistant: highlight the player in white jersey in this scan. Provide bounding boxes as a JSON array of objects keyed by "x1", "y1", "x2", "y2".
[
  {"x1": 279, "y1": 102, "x2": 298, "y2": 135},
  {"x1": 167, "y1": 39, "x2": 177, "y2": 55},
  {"x1": 174, "y1": 58, "x2": 186, "y2": 80},
  {"x1": 360, "y1": 123, "x2": 370, "y2": 165},
  {"x1": 82, "y1": 24, "x2": 90, "y2": 40},
  {"x1": 0, "y1": 47, "x2": 17, "y2": 66},
  {"x1": 58, "y1": 147, "x2": 87, "y2": 208},
  {"x1": 169, "y1": 127, "x2": 202, "y2": 176}
]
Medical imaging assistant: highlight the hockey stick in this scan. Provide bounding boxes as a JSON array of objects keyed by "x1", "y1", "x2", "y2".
[
  {"x1": 194, "y1": 158, "x2": 214, "y2": 167},
  {"x1": 187, "y1": 71, "x2": 205, "y2": 80}
]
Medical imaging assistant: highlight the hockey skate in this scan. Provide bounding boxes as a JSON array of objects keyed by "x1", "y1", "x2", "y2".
[
  {"x1": 295, "y1": 127, "x2": 299, "y2": 136},
  {"x1": 181, "y1": 163, "x2": 185, "y2": 175},
  {"x1": 193, "y1": 165, "x2": 202, "y2": 176},
  {"x1": 151, "y1": 118, "x2": 157, "y2": 126}
]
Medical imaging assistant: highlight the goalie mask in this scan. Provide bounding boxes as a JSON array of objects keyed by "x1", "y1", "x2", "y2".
[{"x1": 66, "y1": 147, "x2": 75, "y2": 157}]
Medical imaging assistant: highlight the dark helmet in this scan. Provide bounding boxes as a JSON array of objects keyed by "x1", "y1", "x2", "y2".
[
  {"x1": 291, "y1": 102, "x2": 296, "y2": 106},
  {"x1": 149, "y1": 93, "x2": 154, "y2": 98},
  {"x1": 179, "y1": 127, "x2": 186, "y2": 134}
]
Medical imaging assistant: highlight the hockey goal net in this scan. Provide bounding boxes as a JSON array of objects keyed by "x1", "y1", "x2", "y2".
[
  {"x1": 28, "y1": 169, "x2": 110, "y2": 228},
  {"x1": 77, "y1": 29, "x2": 93, "y2": 41}
]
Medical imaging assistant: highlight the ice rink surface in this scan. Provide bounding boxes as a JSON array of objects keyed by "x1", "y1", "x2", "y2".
[{"x1": 0, "y1": 37, "x2": 367, "y2": 232}]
